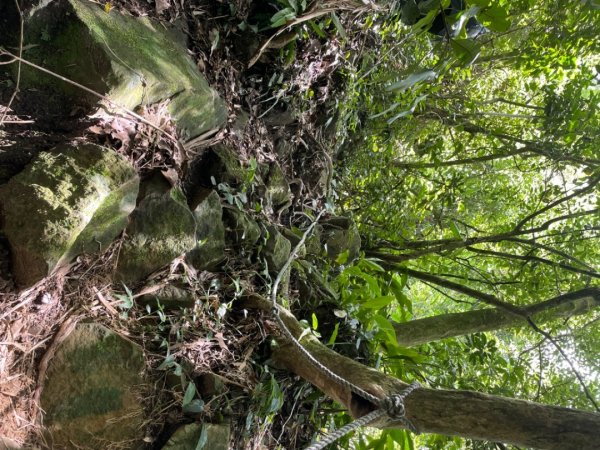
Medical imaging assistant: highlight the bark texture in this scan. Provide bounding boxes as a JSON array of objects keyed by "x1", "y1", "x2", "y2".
[
  {"x1": 393, "y1": 288, "x2": 600, "y2": 347},
  {"x1": 242, "y1": 294, "x2": 600, "y2": 450}
]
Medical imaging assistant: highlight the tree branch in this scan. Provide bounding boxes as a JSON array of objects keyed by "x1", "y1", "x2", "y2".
[
  {"x1": 391, "y1": 146, "x2": 530, "y2": 169},
  {"x1": 513, "y1": 173, "x2": 600, "y2": 231},
  {"x1": 465, "y1": 246, "x2": 600, "y2": 279},
  {"x1": 240, "y1": 294, "x2": 600, "y2": 449},
  {"x1": 383, "y1": 264, "x2": 524, "y2": 316}
]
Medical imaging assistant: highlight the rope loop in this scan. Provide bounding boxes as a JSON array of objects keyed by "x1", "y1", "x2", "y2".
[
  {"x1": 380, "y1": 381, "x2": 421, "y2": 432},
  {"x1": 382, "y1": 393, "x2": 406, "y2": 418}
]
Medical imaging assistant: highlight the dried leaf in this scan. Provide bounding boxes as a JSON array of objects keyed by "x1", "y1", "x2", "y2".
[{"x1": 156, "y1": 0, "x2": 170, "y2": 15}]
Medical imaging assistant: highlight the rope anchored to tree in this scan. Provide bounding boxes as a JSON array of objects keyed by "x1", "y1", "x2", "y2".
[{"x1": 270, "y1": 211, "x2": 421, "y2": 450}]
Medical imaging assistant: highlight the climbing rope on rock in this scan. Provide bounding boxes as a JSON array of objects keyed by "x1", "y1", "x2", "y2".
[{"x1": 270, "y1": 211, "x2": 420, "y2": 450}]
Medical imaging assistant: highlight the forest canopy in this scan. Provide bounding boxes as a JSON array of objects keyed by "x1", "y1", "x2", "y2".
[{"x1": 317, "y1": 0, "x2": 600, "y2": 447}]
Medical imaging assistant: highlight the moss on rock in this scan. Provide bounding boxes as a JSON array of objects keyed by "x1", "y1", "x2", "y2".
[
  {"x1": 41, "y1": 323, "x2": 145, "y2": 449},
  {"x1": 115, "y1": 185, "x2": 196, "y2": 285},
  {"x1": 17, "y1": 0, "x2": 226, "y2": 138},
  {"x1": 186, "y1": 190, "x2": 225, "y2": 270},
  {"x1": 0, "y1": 144, "x2": 138, "y2": 287}
]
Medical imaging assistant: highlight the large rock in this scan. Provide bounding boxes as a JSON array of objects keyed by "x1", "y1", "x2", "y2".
[
  {"x1": 222, "y1": 207, "x2": 261, "y2": 253},
  {"x1": 162, "y1": 423, "x2": 230, "y2": 450},
  {"x1": 263, "y1": 163, "x2": 292, "y2": 215},
  {"x1": 186, "y1": 190, "x2": 225, "y2": 270},
  {"x1": 116, "y1": 175, "x2": 196, "y2": 284},
  {"x1": 41, "y1": 323, "x2": 146, "y2": 449},
  {"x1": 0, "y1": 144, "x2": 138, "y2": 287},
  {"x1": 321, "y1": 216, "x2": 361, "y2": 264},
  {"x1": 10, "y1": 0, "x2": 226, "y2": 138},
  {"x1": 262, "y1": 225, "x2": 291, "y2": 274},
  {"x1": 189, "y1": 145, "x2": 246, "y2": 189}
]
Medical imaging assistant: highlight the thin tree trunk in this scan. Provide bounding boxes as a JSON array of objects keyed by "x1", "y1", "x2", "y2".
[
  {"x1": 392, "y1": 288, "x2": 600, "y2": 347},
  {"x1": 465, "y1": 246, "x2": 600, "y2": 278},
  {"x1": 391, "y1": 146, "x2": 531, "y2": 169},
  {"x1": 367, "y1": 208, "x2": 599, "y2": 262},
  {"x1": 242, "y1": 294, "x2": 600, "y2": 450}
]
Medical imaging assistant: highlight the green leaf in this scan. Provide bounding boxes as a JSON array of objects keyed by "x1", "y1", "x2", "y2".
[
  {"x1": 387, "y1": 94, "x2": 428, "y2": 124},
  {"x1": 361, "y1": 295, "x2": 395, "y2": 309},
  {"x1": 328, "y1": 322, "x2": 340, "y2": 345},
  {"x1": 450, "y1": 39, "x2": 481, "y2": 66},
  {"x1": 372, "y1": 314, "x2": 397, "y2": 344},
  {"x1": 308, "y1": 20, "x2": 327, "y2": 38},
  {"x1": 267, "y1": 375, "x2": 284, "y2": 413},
  {"x1": 390, "y1": 274, "x2": 406, "y2": 294},
  {"x1": 195, "y1": 424, "x2": 208, "y2": 450},
  {"x1": 183, "y1": 399, "x2": 205, "y2": 414},
  {"x1": 336, "y1": 249, "x2": 350, "y2": 265},
  {"x1": 359, "y1": 258, "x2": 386, "y2": 273},
  {"x1": 158, "y1": 353, "x2": 175, "y2": 370},
  {"x1": 412, "y1": 8, "x2": 438, "y2": 31},
  {"x1": 183, "y1": 381, "x2": 196, "y2": 406},
  {"x1": 450, "y1": 221, "x2": 463, "y2": 240},
  {"x1": 331, "y1": 12, "x2": 347, "y2": 39},
  {"x1": 271, "y1": 8, "x2": 295, "y2": 27},
  {"x1": 311, "y1": 312, "x2": 319, "y2": 330},
  {"x1": 386, "y1": 70, "x2": 437, "y2": 92},
  {"x1": 478, "y1": 5, "x2": 511, "y2": 32}
]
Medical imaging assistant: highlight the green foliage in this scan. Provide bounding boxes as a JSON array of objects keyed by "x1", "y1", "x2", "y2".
[
  {"x1": 309, "y1": 1, "x2": 600, "y2": 447},
  {"x1": 270, "y1": 0, "x2": 307, "y2": 28},
  {"x1": 114, "y1": 284, "x2": 134, "y2": 319},
  {"x1": 333, "y1": 257, "x2": 427, "y2": 380}
]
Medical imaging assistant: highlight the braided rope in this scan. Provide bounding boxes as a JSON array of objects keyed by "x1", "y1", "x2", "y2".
[
  {"x1": 270, "y1": 212, "x2": 420, "y2": 450},
  {"x1": 304, "y1": 408, "x2": 386, "y2": 450},
  {"x1": 304, "y1": 381, "x2": 421, "y2": 450},
  {"x1": 272, "y1": 309, "x2": 382, "y2": 405}
]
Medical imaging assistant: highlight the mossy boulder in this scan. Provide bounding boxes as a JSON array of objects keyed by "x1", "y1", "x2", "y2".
[
  {"x1": 262, "y1": 225, "x2": 291, "y2": 274},
  {"x1": 322, "y1": 216, "x2": 361, "y2": 264},
  {"x1": 115, "y1": 181, "x2": 196, "y2": 285},
  {"x1": 263, "y1": 162, "x2": 292, "y2": 215},
  {"x1": 186, "y1": 190, "x2": 225, "y2": 270},
  {"x1": 189, "y1": 145, "x2": 246, "y2": 189},
  {"x1": 14, "y1": 0, "x2": 226, "y2": 138},
  {"x1": 0, "y1": 144, "x2": 138, "y2": 287},
  {"x1": 162, "y1": 423, "x2": 230, "y2": 450},
  {"x1": 281, "y1": 227, "x2": 306, "y2": 258},
  {"x1": 222, "y1": 207, "x2": 261, "y2": 252},
  {"x1": 41, "y1": 323, "x2": 146, "y2": 449}
]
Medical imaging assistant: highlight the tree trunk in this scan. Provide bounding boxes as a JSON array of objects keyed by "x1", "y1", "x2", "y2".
[
  {"x1": 393, "y1": 287, "x2": 600, "y2": 347},
  {"x1": 241, "y1": 294, "x2": 600, "y2": 450}
]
